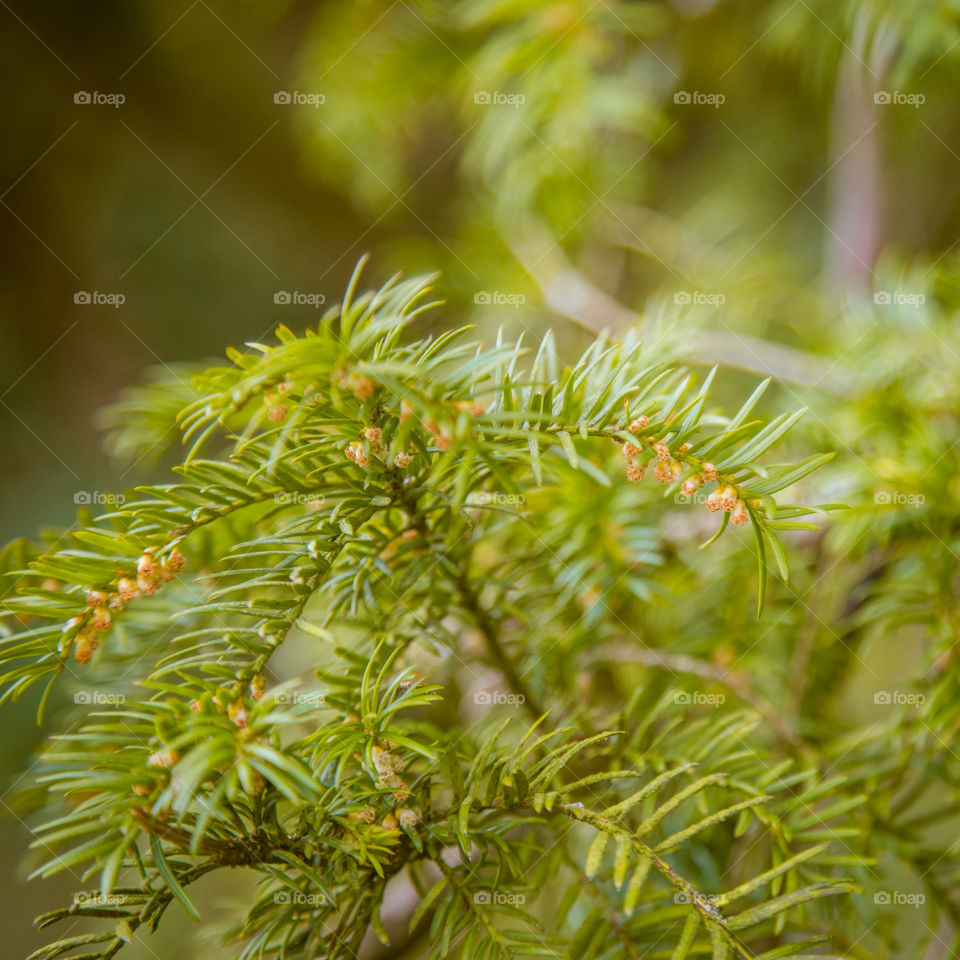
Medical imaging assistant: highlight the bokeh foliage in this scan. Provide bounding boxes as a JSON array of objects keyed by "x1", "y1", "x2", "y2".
[{"x1": 3, "y1": 0, "x2": 960, "y2": 957}]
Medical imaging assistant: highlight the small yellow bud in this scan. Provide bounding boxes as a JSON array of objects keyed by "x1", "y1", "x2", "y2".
[
  {"x1": 348, "y1": 374, "x2": 375, "y2": 400},
  {"x1": 717, "y1": 485, "x2": 739, "y2": 512},
  {"x1": 73, "y1": 633, "x2": 99, "y2": 664},
  {"x1": 117, "y1": 577, "x2": 140, "y2": 602},
  {"x1": 228, "y1": 701, "x2": 248, "y2": 727},
  {"x1": 89, "y1": 607, "x2": 111, "y2": 632},
  {"x1": 147, "y1": 747, "x2": 179, "y2": 768},
  {"x1": 653, "y1": 442, "x2": 671, "y2": 463},
  {"x1": 653, "y1": 460, "x2": 682, "y2": 484},
  {"x1": 345, "y1": 441, "x2": 370, "y2": 468}
]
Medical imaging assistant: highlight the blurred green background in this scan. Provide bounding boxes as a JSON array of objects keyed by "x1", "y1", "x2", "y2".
[
  {"x1": 4, "y1": 0, "x2": 960, "y2": 955},
  {"x1": 0, "y1": 5, "x2": 365, "y2": 954}
]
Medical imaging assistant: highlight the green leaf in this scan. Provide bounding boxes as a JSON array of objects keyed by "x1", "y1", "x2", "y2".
[
  {"x1": 715, "y1": 844, "x2": 829, "y2": 907},
  {"x1": 725, "y1": 882, "x2": 856, "y2": 931},
  {"x1": 750, "y1": 505, "x2": 767, "y2": 618},
  {"x1": 584, "y1": 830, "x2": 610, "y2": 879},
  {"x1": 671, "y1": 910, "x2": 700, "y2": 959},
  {"x1": 149, "y1": 835, "x2": 201, "y2": 922},
  {"x1": 409, "y1": 877, "x2": 448, "y2": 934},
  {"x1": 557, "y1": 430, "x2": 578, "y2": 469}
]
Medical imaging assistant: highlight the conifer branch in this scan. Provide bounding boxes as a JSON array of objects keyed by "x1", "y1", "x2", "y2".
[{"x1": 2, "y1": 266, "x2": 872, "y2": 960}]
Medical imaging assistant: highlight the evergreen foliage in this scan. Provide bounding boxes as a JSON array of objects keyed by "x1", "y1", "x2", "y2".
[
  {"x1": 10, "y1": 260, "x2": 934, "y2": 960},
  {"x1": 6, "y1": 1, "x2": 960, "y2": 957}
]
